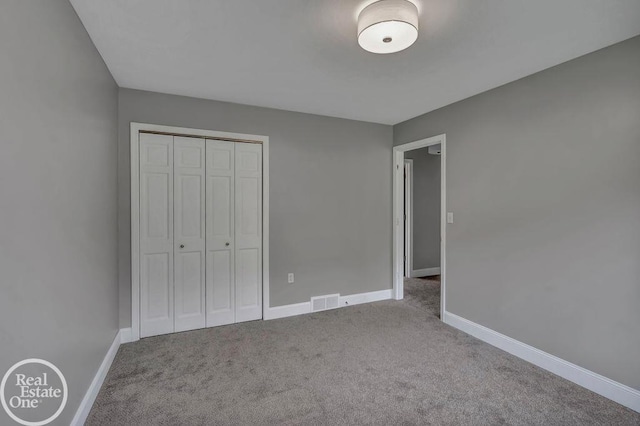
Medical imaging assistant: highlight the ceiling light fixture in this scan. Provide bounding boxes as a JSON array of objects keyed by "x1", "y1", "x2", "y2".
[{"x1": 357, "y1": 0, "x2": 419, "y2": 54}]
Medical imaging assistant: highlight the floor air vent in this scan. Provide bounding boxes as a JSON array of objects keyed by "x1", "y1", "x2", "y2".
[{"x1": 311, "y1": 294, "x2": 340, "y2": 312}]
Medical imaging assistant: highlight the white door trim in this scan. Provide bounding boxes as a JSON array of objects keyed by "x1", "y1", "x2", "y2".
[
  {"x1": 130, "y1": 122, "x2": 269, "y2": 341},
  {"x1": 403, "y1": 159, "x2": 413, "y2": 277},
  {"x1": 392, "y1": 134, "x2": 446, "y2": 319}
]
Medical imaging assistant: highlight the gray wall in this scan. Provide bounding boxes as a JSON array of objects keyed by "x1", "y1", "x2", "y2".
[
  {"x1": 394, "y1": 36, "x2": 640, "y2": 390},
  {"x1": 405, "y1": 147, "x2": 441, "y2": 271},
  {"x1": 118, "y1": 89, "x2": 393, "y2": 327},
  {"x1": 0, "y1": 0, "x2": 119, "y2": 424}
]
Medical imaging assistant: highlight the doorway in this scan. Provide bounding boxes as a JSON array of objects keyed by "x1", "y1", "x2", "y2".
[{"x1": 393, "y1": 134, "x2": 446, "y2": 319}]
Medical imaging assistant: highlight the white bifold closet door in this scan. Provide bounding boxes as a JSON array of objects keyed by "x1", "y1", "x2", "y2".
[
  {"x1": 205, "y1": 140, "x2": 235, "y2": 327},
  {"x1": 139, "y1": 133, "x2": 262, "y2": 338},
  {"x1": 233, "y1": 143, "x2": 263, "y2": 323},
  {"x1": 173, "y1": 137, "x2": 206, "y2": 332},
  {"x1": 206, "y1": 141, "x2": 263, "y2": 326},
  {"x1": 139, "y1": 133, "x2": 174, "y2": 338}
]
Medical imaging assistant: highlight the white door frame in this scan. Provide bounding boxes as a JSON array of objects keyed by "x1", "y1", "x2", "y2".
[
  {"x1": 130, "y1": 122, "x2": 269, "y2": 341},
  {"x1": 393, "y1": 134, "x2": 446, "y2": 319},
  {"x1": 403, "y1": 159, "x2": 413, "y2": 278}
]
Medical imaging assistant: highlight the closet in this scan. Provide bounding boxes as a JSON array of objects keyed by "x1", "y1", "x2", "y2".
[{"x1": 138, "y1": 133, "x2": 262, "y2": 338}]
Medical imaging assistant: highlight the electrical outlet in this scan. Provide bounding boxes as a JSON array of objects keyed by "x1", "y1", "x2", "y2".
[{"x1": 288, "y1": 273, "x2": 294, "y2": 284}]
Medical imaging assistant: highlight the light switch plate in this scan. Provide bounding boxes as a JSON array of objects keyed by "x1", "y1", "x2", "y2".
[
  {"x1": 447, "y1": 212, "x2": 454, "y2": 224},
  {"x1": 288, "y1": 273, "x2": 294, "y2": 284}
]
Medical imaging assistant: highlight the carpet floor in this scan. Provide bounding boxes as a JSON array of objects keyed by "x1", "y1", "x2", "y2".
[
  {"x1": 87, "y1": 279, "x2": 639, "y2": 425},
  {"x1": 403, "y1": 275, "x2": 441, "y2": 317}
]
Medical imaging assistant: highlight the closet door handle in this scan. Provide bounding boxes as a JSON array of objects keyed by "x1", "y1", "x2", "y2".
[
  {"x1": 180, "y1": 244, "x2": 185, "y2": 249},
  {"x1": 225, "y1": 242, "x2": 230, "y2": 247}
]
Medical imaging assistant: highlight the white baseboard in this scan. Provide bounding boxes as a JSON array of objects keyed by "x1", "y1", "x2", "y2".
[
  {"x1": 411, "y1": 267, "x2": 440, "y2": 278},
  {"x1": 264, "y1": 302, "x2": 311, "y2": 320},
  {"x1": 443, "y1": 311, "x2": 640, "y2": 413},
  {"x1": 71, "y1": 329, "x2": 122, "y2": 425},
  {"x1": 339, "y1": 289, "x2": 393, "y2": 307},
  {"x1": 119, "y1": 327, "x2": 133, "y2": 344},
  {"x1": 264, "y1": 288, "x2": 393, "y2": 321}
]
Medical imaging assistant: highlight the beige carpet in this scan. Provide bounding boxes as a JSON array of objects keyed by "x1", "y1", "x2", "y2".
[{"x1": 87, "y1": 279, "x2": 639, "y2": 425}]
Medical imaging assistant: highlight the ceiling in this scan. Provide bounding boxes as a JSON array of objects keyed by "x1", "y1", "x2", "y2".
[{"x1": 70, "y1": 0, "x2": 640, "y2": 125}]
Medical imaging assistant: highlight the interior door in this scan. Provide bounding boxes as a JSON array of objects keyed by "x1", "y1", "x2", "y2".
[
  {"x1": 234, "y1": 142, "x2": 263, "y2": 322},
  {"x1": 404, "y1": 160, "x2": 412, "y2": 278},
  {"x1": 139, "y1": 133, "x2": 174, "y2": 338},
  {"x1": 139, "y1": 133, "x2": 264, "y2": 337},
  {"x1": 173, "y1": 137, "x2": 206, "y2": 332},
  {"x1": 205, "y1": 140, "x2": 236, "y2": 327}
]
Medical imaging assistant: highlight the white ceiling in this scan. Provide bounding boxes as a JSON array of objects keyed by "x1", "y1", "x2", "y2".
[{"x1": 70, "y1": 0, "x2": 640, "y2": 125}]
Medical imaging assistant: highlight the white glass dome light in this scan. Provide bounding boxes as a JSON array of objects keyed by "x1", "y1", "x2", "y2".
[{"x1": 357, "y1": 0, "x2": 419, "y2": 54}]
